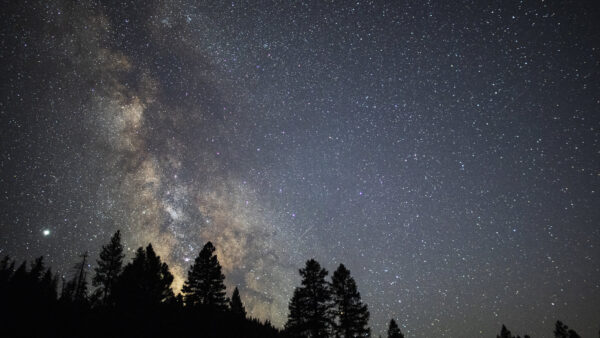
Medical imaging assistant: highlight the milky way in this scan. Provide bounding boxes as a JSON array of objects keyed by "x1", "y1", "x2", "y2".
[{"x1": 1, "y1": 1, "x2": 599, "y2": 336}]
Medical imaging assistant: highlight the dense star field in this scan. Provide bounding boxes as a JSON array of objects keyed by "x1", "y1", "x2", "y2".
[{"x1": 1, "y1": 1, "x2": 599, "y2": 336}]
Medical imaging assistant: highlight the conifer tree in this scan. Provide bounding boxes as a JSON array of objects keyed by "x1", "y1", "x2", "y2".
[
  {"x1": 182, "y1": 241, "x2": 228, "y2": 310},
  {"x1": 57, "y1": 253, "x2": 89, "y2": 304},
  {"x1": 93, "y1": 230, "x2": 124, "y2": 302},
  {"x1": 0, "y1": 256, "x2": 15, "y2": 282},
  {"x1": 498, "y1": 324, "x2": 513, "y2": 338},
  {"x1": 9, "y1": 261, "x2": 28, "y2": 297},
  {"x1": 29, "y1": 256, "x2": 45, "y2": 281},
  {"x1": 40, "y1": 268, "x2": 58, "y2": 302},
  {"x1": 387, "y1": 319, "x2": 404, "y2": 338},
  {"x1": 555, "y1": 321, "x2": 568, "y2": 338},
  {"x1": 285, "y1": 259, "x2": 334, "y2": 338},
  {"x1": 230, "y1": 286, "x2": 246, "y2": 318},
  {"x1": 60, "y1": 276, "x2": 76, "y2": 302},
  {"x1": 73, "y1": 252, "x2": 89, "y2": 303},
  {"x1": 554, "y1": 320, "x2": 580, "y2": 338},
  {"x1": 114, "y1": 244, "x2": 174, "y2": 306},
  {"x1": 0, "y1": 256, "x2": 15, "y2": 296},
  {"x1": 331, "y1": 264, "x2": 370, "y2": 337}
]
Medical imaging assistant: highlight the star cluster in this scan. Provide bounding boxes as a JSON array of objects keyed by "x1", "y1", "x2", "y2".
[{"x1": 1, "y1": 1, "x2": 599, "y2": 336}]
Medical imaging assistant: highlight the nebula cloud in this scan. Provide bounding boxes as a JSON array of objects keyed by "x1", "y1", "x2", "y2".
[{"x1": 61, "y1": 1, "x2": 302, "y2": 324}]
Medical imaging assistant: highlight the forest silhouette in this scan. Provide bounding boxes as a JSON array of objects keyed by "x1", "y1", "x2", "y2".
[{"x1": 0, "y1": 231, "x2": 584, "y2": 337}]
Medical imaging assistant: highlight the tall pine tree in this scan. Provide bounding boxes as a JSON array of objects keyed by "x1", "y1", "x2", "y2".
[
  {"x1": 497, "y1": 324, "x2": 513, "y2": 338},
  {"x1": 92, "y1": 230, "x2": 124, "y2": 302},
  {"x1": 230, "y1": 286, "x2": 246, "y2": 318},
  {"x1": 555, "y1": 321, "x2": 581, "y2": 338},
  {"x1": 497, "y1": 324, "x2": 532, "y2": 338},
  {"x1": 182, "y1": 241, "x2": 228, "y2": 310},
  {"x1": 58, "y1": 252, "x2": 89, "y2": 304},
  {"x1": 285, "y1": 259, "x2": 334, "y2": 338},
  {"x1": 555, "y1": 321, "x2": 568, "y2": 338},
  {"x1": 331, "y1": 264, "x2": 370, "y2": 337},
  {"x1": 113, "y1": 244, "x2": 174, "y2": 307},
  {"x1": 73, "y1": 252, "x2": 89, "y2": 303},
  {"x1": 387, "y1": 319, "x2": 404, "y2": 338},
  {"x1": 39, "y1": 267, "x2": 58, "y2": 303},
  {"x1": 0, "y1": 256, "x2": 15, "y2": 289}
]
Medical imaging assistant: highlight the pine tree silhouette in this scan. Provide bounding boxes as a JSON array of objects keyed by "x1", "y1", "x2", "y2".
[
  {"x1": 0, "y1": 256, "x2": 15, "y2": 285},
  {"x1": 498, "y1": 324, "x2": 513, "y2": 338},
  {"x1": 554, "y1": 320, "x2": 580, "y2": 338},
  {"x1": 0, "y1": 256, "x2": 15, "y2": 300},
  {"x1": 230, "y1": 286, "x2": 246, "y2": 318},
  {"x1": 58, "y1": 253, "x2": 89, "y2": 304},
  {"x1": 22, "y1": 257, "x2": 48, "y2": 306},
  {"x1": 60, "y1": 276, "x2": 76, "y2": 302},
  {"x1": 73, "y1": 252, "x2": 89, "y2": 303},
  {"x1": 182, "y1": 241, "x2": 228, "y2": 310},
  {"x1": 554, "y1": 320, "x2": 581, "y2": 338},
  {"x1": 40, "y1": 267, "x2": 58, "y2": 303},
  {"x1": 496, "y1": 324, "x2": 532, "y2": 338},
  {"x1": 285, "y1": 259, "x2": 334, "y2": 338},
  {"x1": 331, "y1": 264, "x2": 370, "y2": 337},
  {"x1": 92, "y1": 230, "x2": 124, "y2": 303},
  {"x1": 113, "y1": 244, "x2": 174, "y2": 307},
  {"x1": 387, "y1": 319, "x2": 404, "y2": 338},
  {"x1": 555, "y1": 321, "x2": 569, "y2": 338},
  {"x1": 29, "y1": 256, "x2": 45, "y2": 281}
]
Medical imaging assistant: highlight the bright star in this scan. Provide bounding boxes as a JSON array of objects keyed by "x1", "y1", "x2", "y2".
[{"x1": 43, "y1": 229, "x2": 50, "y2": 236}]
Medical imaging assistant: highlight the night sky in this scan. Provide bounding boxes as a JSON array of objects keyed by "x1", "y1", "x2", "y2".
[{"x1": 1, "y1": 1, "x2": 599, "y2": 336}]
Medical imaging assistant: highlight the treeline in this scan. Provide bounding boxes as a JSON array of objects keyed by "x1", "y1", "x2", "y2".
[
  {"x1": 497, "y1": 322, "x2": 583, "y2": 338},
  {"x1": 0, "y1": 231, "x2": 278, "y2": 337},
  {"x1": 0, "y1": 230, "x2": 586, "y2": 337}
]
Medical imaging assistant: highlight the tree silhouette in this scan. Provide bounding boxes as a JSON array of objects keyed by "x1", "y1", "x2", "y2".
[
  {"x1": 230, "y1": 286, "x2": 247, "y2": 318},
  {"x1": 60, "y1": 252, "x2": 89, "y2": 304},
  {"x1": 92, "y1": 230, "x2": 124, "y2": 303},
  {"x1": 19, "y1": 257, "x2": 45, "y2": 303},
  {"x1": 555, "y1": 321, "x2": 568, "y2": 338},
  {"x1": 0, "y1": 256, "x2": 15, "y2": 288},
  {"x1": 496, "y1": 324, "x2": 532, "y2": 338},
  {"x1": 0, "y1": 256, "x2": 15, "y2": 303},
  {"x1": 113, "y1": 244, "x2": 174, "y2": 307},
  {"x1": 0, "y1": 240, "x2": 286, "y2": 338},
  {"x1": 331, "y1": 264, "x2": 370, "y2": 337},
  {"x1": 60, "y1": 276, "x2": 76, "y2": 302},
  {"x1": 29, "y1": 256, "x2": 45, "y2": 281},
  {"x1": 387, "y1": 319, "x2": 404, "y2": 338},
  {"x1": 554, "y1": 320, "x2": 581, "y2": 338},
  {"x1": 6, "y1": 235, "x2": 591, "y2": 338},
  {"x1": 182, "y1": 241, "x2": 228, "y2": 310},
  {"x1": 498, "y1": 324, "x2": 513, "y2": 338},
  {"x1": 285, "y1": 259, "x2": 334, "y2": 338},
  {"x1": 39, "y1": 267, "x2": 58, "y2": 303},
  {"x1": 11, "y1": 257, "x2": 57, "y2": 307}
]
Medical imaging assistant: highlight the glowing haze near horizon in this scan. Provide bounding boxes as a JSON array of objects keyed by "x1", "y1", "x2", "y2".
[{"x1": 1, "y1": 1, "x2": 599, "y2": 336}]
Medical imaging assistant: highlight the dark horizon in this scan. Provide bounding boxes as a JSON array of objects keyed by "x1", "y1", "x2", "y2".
[
  {"x1": 1, "y1": 0, "x2": 599, "y2": 337},
  {"x1": 0, "y1": 235, "x2": 589, "y2": 338}
]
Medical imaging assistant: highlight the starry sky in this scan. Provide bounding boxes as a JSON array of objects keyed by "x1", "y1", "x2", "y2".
[{"x1": 1, "y1": 1, "x2": 599, "y2": 336}]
